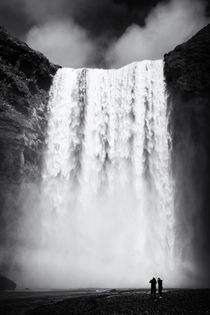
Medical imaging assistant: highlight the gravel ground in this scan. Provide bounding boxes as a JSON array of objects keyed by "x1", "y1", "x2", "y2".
[{"x1": 0, "y1": 289, "x2": 210, "y2": 315}]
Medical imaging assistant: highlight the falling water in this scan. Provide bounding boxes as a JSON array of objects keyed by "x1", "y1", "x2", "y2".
[{"x1": 39, "y1": 60, "x2": 175, "y2": 288}]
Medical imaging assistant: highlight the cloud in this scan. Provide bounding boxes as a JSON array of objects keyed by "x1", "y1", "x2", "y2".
[
  {"x1": 26, "y1": 20, "x2": 95, "y2": 67},
  {"x1": 20, "y1": 0, "x2": 163, "y2": 40},
  {"x1": 1, "y1": 0, "x2": 210, "y2": 66},
  {"x1": 106, "y1": 0, "x2": 210, "y2": 67}
]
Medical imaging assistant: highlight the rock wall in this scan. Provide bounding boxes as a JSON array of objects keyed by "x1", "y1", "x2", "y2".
[
  {"x1": 0, "y1": 27, "x2": 59, "y2": 278},
  {"x1": 164, "y1": 24, "x2": 210, "y2": 285},
  {"x1": 0, "y1": 27, "x2": 59, "y2": 182}
]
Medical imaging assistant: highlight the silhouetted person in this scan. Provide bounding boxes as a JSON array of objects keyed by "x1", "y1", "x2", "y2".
[
  {"x1": 158, "y1": 277, "x2": 163, "y2": 297},
  {"x1": 149, "y1": 277, "x2": 157, "y2": 298}
]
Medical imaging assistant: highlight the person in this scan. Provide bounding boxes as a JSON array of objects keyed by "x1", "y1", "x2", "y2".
[
  {"x1": 158, "y1": 277, "x2": 163, "y2": 297},
  {"x1": 149, "y1": 277, "x2": 157, "y2": 298}
]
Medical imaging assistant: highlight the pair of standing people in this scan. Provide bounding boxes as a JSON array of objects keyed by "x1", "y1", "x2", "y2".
[{"x1": 149, "y1": 277, "x2": 163, "y2": 298}]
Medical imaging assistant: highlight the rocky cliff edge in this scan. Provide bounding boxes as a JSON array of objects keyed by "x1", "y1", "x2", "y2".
[{"x1": 0, "y1": 27, "x2": 59, "y2": 182}]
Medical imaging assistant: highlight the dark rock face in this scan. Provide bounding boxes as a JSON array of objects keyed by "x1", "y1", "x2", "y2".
[
  {"x1": 164, "y1": 24, "x2": 210, "y2": 285},
  {"x1": 0, "y1": 27, "x2": 59, "y2": 182},
  {"x1": 0, "y1": 274, "x2": 16, "y2": 290},
  {"x1": 0, "y1": 27, "x2": 59, "y2": 278}
]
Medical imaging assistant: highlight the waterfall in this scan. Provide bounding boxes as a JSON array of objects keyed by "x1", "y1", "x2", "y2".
[{"x1": 39, "y1": 60, "x2": 175, "y2": 287}]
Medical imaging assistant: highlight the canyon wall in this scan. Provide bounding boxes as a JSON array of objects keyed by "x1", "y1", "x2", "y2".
[
  {"x1": 0, "y1": 27, "x2": 59, "y2": 275},
  {"x1": 0, "y1": 27, "x2": 59, "y2": 182},
  {"x1": 164, "y1": 23, "x2": 210, "y2": 285}
]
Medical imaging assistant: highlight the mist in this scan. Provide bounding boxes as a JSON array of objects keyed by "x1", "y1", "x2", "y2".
[
  {"x1": 13, "y1": 182, "x2": 163, "y2": 289},
  {"x1": 6, "y1": 62, "x2": 195, "y2": 290},
  {"x1": 106, "y1": 0, "x2": 209, "y2": 67},
  {"x1": 26, "y1": 20, "x2": 95, "y2": 67},
  {"x1": 0, "y1": 0, "x2": 210, "y2": 67},
  {"x1": 3, "y1": 0, "x2": 210, "y2": 68}
]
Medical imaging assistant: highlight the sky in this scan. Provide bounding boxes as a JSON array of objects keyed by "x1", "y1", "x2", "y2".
[{"x1": 0, "y1": 0, "x2": 209, "y2": 67}]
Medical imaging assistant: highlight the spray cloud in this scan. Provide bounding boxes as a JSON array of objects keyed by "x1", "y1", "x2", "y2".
[{"x1": 106, "y1": 0, "x2": 209, "y2": 67}]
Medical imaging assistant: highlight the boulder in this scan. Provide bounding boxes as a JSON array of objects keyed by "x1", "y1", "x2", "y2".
[{"x1": 0, "y1": 274, "x2": 16, "y2": 290}]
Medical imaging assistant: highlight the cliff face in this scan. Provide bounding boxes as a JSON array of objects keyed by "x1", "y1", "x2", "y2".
[
  {"x1": 0, "y1": 27, "x2": 59, "y2": 182},
  {"x1": 164, "y1": 24, "x2": 210, "y2": 284},
  {"x1": 0, "y1": 28, "x2": 59, "y2": 278}
]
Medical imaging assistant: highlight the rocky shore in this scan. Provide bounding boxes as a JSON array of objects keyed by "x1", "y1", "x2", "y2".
[
  {"x1": 1, "y1": 289, "x2": 210, "y2": 315},
  {"x1": 27, "y1": 289, "x2": 210, "y2": 315}
]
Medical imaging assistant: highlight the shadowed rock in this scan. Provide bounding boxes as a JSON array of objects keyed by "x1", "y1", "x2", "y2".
[
  {"x1": 164, "y1": 23, "x2": 210, "y2": 286},
  {"x1": 0, "y1": 26, "x2": 60, "y2": 182},
  {"x1": 0, "y1": 27, "x2": 60, "y2": 276},
  {"x1": 0, "y1": 274, "x2": 16, "y2": 290}
]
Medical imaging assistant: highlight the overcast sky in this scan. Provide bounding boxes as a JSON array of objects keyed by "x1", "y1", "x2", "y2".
[{"x1": 0, "y1": 0, "x2": 210, "y2": 67}]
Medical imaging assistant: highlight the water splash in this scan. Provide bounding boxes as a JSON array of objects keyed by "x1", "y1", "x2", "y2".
[{"x1": 37, "y1": 60, "x2": 175, "y2": 288}]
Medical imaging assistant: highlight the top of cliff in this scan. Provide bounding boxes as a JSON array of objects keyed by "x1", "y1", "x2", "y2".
[
  {"x1": 0, "y1": 26, "x2": 60, "y2": 115},
  {"x1": 0, "y1": 27, "x2": 60, "y2": 181},
  {"x1": 0, "y1": 26, "x2": 59, "y2": 85},
  {"x1": 164, "y1": 23, "x2": 210, "y2": 95}
]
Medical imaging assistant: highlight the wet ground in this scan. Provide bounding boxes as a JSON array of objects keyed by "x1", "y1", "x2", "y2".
[{"x1": 0, "y1": 289, "x2": 210, "y2": 314}]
